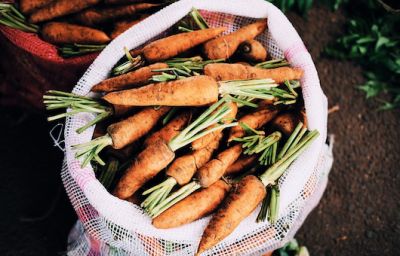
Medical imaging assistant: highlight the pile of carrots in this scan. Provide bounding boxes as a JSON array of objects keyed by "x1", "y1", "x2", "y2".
[
  {"x1": 0, "y1": 0, "x2": 165, "y2": 57},
  {"x1": 43, "y1": 10, "x2": 319, "y2": 255}
]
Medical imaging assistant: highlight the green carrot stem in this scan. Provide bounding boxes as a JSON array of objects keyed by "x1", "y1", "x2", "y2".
[
  {"x1": 190, "y1": 8, "x2": 209, "y2": 29},
  {"x1": 99, "y1": 159, "x2": 119, "y2": 189},
  {"x1": 141, "y1": 177, "x2": 177, "y2": 212},
  {"x1": 277, "y1": 122, "x2": 303, "y2": 160},
  {"x1": 255, "y1": 59, "x2": 290, "y2": 69},
  {"x1": 72, "y1": 134, "x2": 113, "y2": 167},
  {"x1": 162, "y1": 107, "x2": 178, "y2": 125},
  {"x1": 268, "y1": 185, "x2": 280, "y2": 223},
  {"x1": 256, "y1": 189, "x2": 271, "y2": 222},
  {"x1": 76, "y1": 111, "x2": 112, "y2": 134}
]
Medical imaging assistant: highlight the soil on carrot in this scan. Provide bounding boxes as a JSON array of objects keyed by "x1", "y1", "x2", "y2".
[{"x1": 0, "y1": 4, "x2": 399, "y2": 255}]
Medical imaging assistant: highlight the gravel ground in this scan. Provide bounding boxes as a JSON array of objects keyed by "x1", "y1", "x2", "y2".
[{"x1": 0, "y1": 4, "x2": 399, "y2": 256}]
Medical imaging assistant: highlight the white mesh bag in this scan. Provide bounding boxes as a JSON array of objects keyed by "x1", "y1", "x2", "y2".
[{"x1": 62, "y1": 0, "x2": 333, "y2": 255}]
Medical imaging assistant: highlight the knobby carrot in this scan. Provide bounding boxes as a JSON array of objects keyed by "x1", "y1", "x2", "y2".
[
  {"x1": 225, "y1": 155, "x2": 257, "y2": 175},
  {"x1": 29, "y1": 0, "x2": 100, "y2": 23},
  {"x1": 20, "y1": 0, "x2": 53, "y2": 14},
  {"x1": 41, "y1": 22, "x2": 110, "y2": 44},
  {"x1": 204, "y1": 63, "x2": 304, "y2": 84},
  {"x1": 91, "y1": 63, "x2": 168, "y2": 92},
  {"x1": 143, "y1": 27, "x2": 226, "y2": 62},
  {"x1": 203, "y1": 20, "x2": 267, "y2": 60},
  {"x1": 152, "y1": 180, "x2": 230, "y2": 229},
  {"x1": 74, "y1": 3, "x2": 159, "y2": 26},
  {"x1": 271, "y1": 112, "x2": 304, "y2": 136},
  {"x1": 111, "y1": 15, "x2": 149, "y2": 39},
  {"x1": 238, "y1": 39, "x2": 267, "y2": 62}
]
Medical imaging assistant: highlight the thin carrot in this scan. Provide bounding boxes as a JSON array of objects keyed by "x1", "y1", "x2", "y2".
[
  {"x1": 204, "y1": 63, "x2": 304, "y2": 84},
  {"x1": 41, "y1": 22, "x2": 110, "y2": 44},
  {"x1": 110, "y1": 15, "x2": 149, "y2": 39},
  {"x1": 142, "y1": 27, "x2": 226, "y2": 62},
  {"x1": 74, "y1": 3, "x2": 159, "y2": 26},
  {"x1": 238, "y1": 39, "x2": 267, "y2": 62},
  {"x1": 143, "y1": 110, "x2": 192, "y2": 147},
  {"x1": 29, "y1": 0, "x2": 101, "y2": 23},
  {"x1": 203, "y1": 20, "x2": 267, "y2": 60},
  {"x1": 91, "y1": 63, "x2": 168, "y2": 92},
  {"x1": 225, "y1": 155, "x2": 257, "y2": 175},
  {"x1": 152, "y1": 180, "x2": 230, "y2": 229},
  {"x1": 20, "y1": 0, "x2": 53, "y2": 14}
]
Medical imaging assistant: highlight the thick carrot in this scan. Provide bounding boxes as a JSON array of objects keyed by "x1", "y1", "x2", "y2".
[
  {"x1": 203, "y1": 20, "x2": 267, "y2": 60},
  {"x1": 191, "y1": 102, "x2": 238, "y2": 150},
  {"x1": 41, "y1": 22, "x2": 110, "y2": 44},
  {"x1": 271, "y1": 112, "x2": 302, "y2": 136},
  {"x1": 29, "y1": 0, "x2": 100, "y2": 23},
  {"x1": 108, "y1": 106, "x2": 170, "y2": 149},
  {"x1": 196, "y1": 144, "x2": 243, "y2": 188},
  {"x1": 102, "y1": 75, "x2": 219, "y2": 107},
  {"x1": 74, "y1": 3, "x2": 158, "y2": 26},
  {"x1": 153, "y1": 180, "x2": 230, "y2": 229},
  {"x1": 228, "y1": 104, "x2": 279, "y2": 141},
  {"x1": 225, "y1": 155, "x2": 257, "y2": 175},
  {"x1": 144, "y1": 110, "x2": 192, "y2": 147},
  {"x1": 204, "y1": 63, "x2": 304, "y2": 84},
  {"x1": 92, "y1": 63, "x2": 168, "y2": 92},
  {"x1": 111, "y1": 15, "x2": 149, "y2": 39},
  {"x1": 104, "y1": 0, "x2": 145, "y2": 4},
  {"x1": 196, "y1": 175, "x2": 266, "y2": 255},
  {"x1": 238, "y1": 39, "x2": 267, "y2": 62},
  {"x1": 20, "y1": 0, "x2": 53, "y2": 14},
  {"x1": 143, "y1": 27, "x2": 226, "y2": 62}
]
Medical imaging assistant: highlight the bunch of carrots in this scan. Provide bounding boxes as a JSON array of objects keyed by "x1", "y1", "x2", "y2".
[
  {"x1": 0, "y1": 0, "x2": 166, "y2": 57},
  {"x1": 43, "y1": 10, "x2": 319, "y2": 255}
]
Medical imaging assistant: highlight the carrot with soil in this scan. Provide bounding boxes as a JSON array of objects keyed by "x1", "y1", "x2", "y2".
[
  {"x1": 110, "y1": 15, "x2": 149, "y2": 39},
  {"x1": 0, "y1": 3, "x2": 39, "y2": 33},
  {"x1": 237, "y1": 39, "x2": 268, "y2": 62},
  {"x1": 113, "y1": 98, "x2": 238, "y2": 199},
  {"x1": 19, "y1": 0, "x2": 53, "y2": 14}
]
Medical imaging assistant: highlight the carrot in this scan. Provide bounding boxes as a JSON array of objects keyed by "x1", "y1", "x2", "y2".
[
  {"x1": 228, "y1": 103, "x2": 279, "y2": 141},
  {"x1": 143, "y1": 110, "x2": 192, "y2": 147},
  {"x1": 271, "y1": 112, "x2": 303, "y2": 136},
  {"x1": 196, "y1": 130, "x2": 320, "y2": 254},
  {"x1": 238, "y1": 39, "x2": 267, "y2": 62},
  {"x1": 91, "y1": 63, "x2": 168, "y2": 92},
  {"x1": 225, "y1": 155, "x2": 257, "y2": 175},
  {"x1": 142, "y1": 27, "x2": 226, "y2": 62},
  {"x1": 152, "y1": 180, "x2": 230, "y2": 229},
  {"x1": 110, "y1": 15, "x2": 149, "y2": 39},
  {"x1": 73, "y1": 106, "x2": 170, "y2": 167},
  {"x1": 104, "y1": 0, "x2": 146, "y2": 4},
  {"x1": 29, "y1": 0, "x2": 101, "y2": 23},
  {"x1": 74, "y1": 3, "x2": 159, "y2": 26},
  {"x1": 20, "y1": 0, "x2": 53, "y2": 14},
  {"x1": 204, "y1": 63, "x2": 304, "y2": 84},
  {"x1": 196, "y1": 144, "x2": 243, "y2": 188},
  {"x1": 197, "y1": 175, "x2": 266, "y2": 255},
  {"x1": 41, "y1": 22, "x2": 110, "y2": 44},
  {"x1": 102, "y1": 75, "x2": 219, "y2": 107},
  {"x1": 113, "y1": 98, "x2": 238, "y2": 199},
  {"x1": 203, "y1": 20, "x2": 267, "y2": 60},
  {"x1": 191, "y1": 101, "x2": 238, "y2": 150}
]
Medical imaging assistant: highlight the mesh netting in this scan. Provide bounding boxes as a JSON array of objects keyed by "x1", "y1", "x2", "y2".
[{"x1": 61, "y1": 0, "x2": 331, "y2": 255}]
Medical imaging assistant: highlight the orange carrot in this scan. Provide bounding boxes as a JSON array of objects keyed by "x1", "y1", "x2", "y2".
[
  {"x1": 143, "y1": 27, "x2": 226, "y2": 62},
  {"x1": 196, "y1": 144, "x2": 243, "y2": 188},
  {"x1": 203, "y1": 20, "x2": 267, "y2": 60},
  {"x1": 144, "y1": 110, "x2": 192, "y2": 147},
  {"x1": 228, "y1": 104, "x2": 279, "y2": 141},
  {"x1": 91, "y1": 63, "x2": 168, "y2": 92},
  {"x1": 225, "y1": 155, "x2": 257, "y2": 175},
  {"x1": 102, "y1": 75, "x2": 219, "y2": 107},
  {"x1": 238, "y1": 39, "x2": 267, "y2": 62},
  {"x1": 153, "y1": 180, "x2": 230, "y2": 229},
  {"x1": 29, "y1": 0, "x2": 101, "y2": 23},
  {"x1": 41, "y1": 22, "x2": 110, "y2": 44},
  {"x1": 191, "y1": 102, "x2": 238, "y2": 150},
  {"x1": 20, "y1": 0, "x2": 53, "y2": 14},
  {"x1": 74, "y1": 3, "x2": 159, "y2": 26},
  {"x1": 197, "y1": 175, "x2": 266, "y2": 255},
  {"x1": 111, "y1": 15, "x2": 149, "y2": 39},
  {"x1": 204, "y1": 63, "x2": 304, "y2": 84},
  {"x1": 104, "y1": 0, "x2": 146, "y2": 4}
]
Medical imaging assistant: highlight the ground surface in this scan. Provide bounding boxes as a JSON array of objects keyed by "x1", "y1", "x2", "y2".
[{"x1": 0, "y1": 4, "x2": 399, "y2": 256}]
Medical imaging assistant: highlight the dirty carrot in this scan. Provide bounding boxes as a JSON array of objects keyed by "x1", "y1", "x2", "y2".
[
  {"x1": 197, "y1": 130, "x2": 319, "y2": 254},
  {"x1": 73, "y1": 106, "x2": 170, "y2": 167},
  {"x1": 91, "y1": 63, "x2": 168, "y2": 92},
  {"x1": 20, "y1": 0, "x2": 53, "y2": 14},
  {"x1": 203, "y1": 20, "x2": 267, "y2": 60},
  {"x1": 111, "y1": 15, "x2": 149, "y2": 39},
  {"x1": 238, "y1": 39, "x2": 267, "y2": 62},
  {"x1": 29, "y1": 0, "x2": 101, "y2": 23},
  {"x1": 142, "y1": 27, "x2": 226, "y2": 62},
  {"x1": 225, "y1": 155, "x2": 257, "y2": 175},
  {"x1": 41, "y1": 22, "x2": 110, "y2": 44},
  {"x1": 152, "y1": 180, "x2": 230, "y2": 229},
  {"x1": 204, "y1": 63, "x2": 304, "y2": 84},
  {"x1": 74, "y1": 3, "x2": 159, "y2": 26},
  {"x1": 272, "y1": 111, "x2": 306, "y2": 136},
  {"x1": 113, "y1": 98, "x2": 238, "y2": 199}
]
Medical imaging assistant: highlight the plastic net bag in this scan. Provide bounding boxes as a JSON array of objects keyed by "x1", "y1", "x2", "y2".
[{"x1": 62, "y1": 0, "x2": 332, "y2": 254}]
